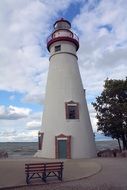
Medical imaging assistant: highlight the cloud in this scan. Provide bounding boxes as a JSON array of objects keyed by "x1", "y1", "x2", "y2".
[
  {"x1": 0, "y1": 109, "x2": 42, "y2": 141},
  {"x1": 0, "y1": 0, "x2": 73, "y2": 104},
  {"x1": 73, "y1": 0, "x2": 127, "y2": 100},
  {"x1": 0, "y1": 130, "x2": 38, "y2": 142},
  {"x1": 1, "y1": 130, "x2": 17, "y2": 137},
  {"x1": 3, "y1": 0, "x2": 126, "y2": 106},
  {"x1": 0, "y1": 1, "x2": 78, "y2": 142},
  {"x1": 74, "y1": 0, "x2": 127, "y2": 134},
  {"x1": 0, "y1": 0, "x2": 127, "y2": 99},
  {"x1": 23, "y1": 93, "x2": 45, "y2": 105},
  {"x1": 0, "y1": 105, "x2": 31, "y2": 120},
  {"x1": 26, "y1": 120, "x2": 41, "y2": 130}
]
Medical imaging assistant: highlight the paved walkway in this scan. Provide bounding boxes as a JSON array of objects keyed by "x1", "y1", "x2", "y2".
[
  {"x1": 0, "y1": 157, "x2": 101, "y2": 189},
  {"x1": 0, "y1": 158, "x2": 127, "y2": 190}
]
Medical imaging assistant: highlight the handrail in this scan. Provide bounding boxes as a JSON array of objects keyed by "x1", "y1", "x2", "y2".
[{"x1": 47, "y1": 32, "x2": 79, "y2": 44}]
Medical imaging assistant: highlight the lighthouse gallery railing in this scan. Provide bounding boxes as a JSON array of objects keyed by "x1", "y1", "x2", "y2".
[{"x1": 47, "y1": 32, "x2": 79, "y2": 44}]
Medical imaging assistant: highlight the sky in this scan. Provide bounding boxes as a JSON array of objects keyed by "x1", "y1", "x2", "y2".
[{"x1": 0, "y1": 0, "x2": 127, "y2": 142}]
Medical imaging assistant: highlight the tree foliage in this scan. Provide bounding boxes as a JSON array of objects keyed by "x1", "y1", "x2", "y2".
[{"x1": 92, "y1": 78, "x2": 127, "y2": 150}]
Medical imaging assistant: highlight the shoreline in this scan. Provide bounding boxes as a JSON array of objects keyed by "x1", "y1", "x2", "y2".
[{"x1": 0, "y1": 140, "x2": 120, "y2": 159}]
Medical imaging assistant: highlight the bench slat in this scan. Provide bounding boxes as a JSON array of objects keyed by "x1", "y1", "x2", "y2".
[
  {"x1": 25, "y1": 167, "x2": 44, "y2": 170},
  {"x1": 25, "y1": 171, "x2": 44, "y2": 174},
  {"x1": 25, "y1": 170, "x2": 44, "y2": 173},
  {"x1": 45, "y1": 162, "x2": 63, "y2": 165},
  {"x1": 45, "y1": 165, "x2": 63, "y2": 168},
  {"x1": 46, "y1": 168, "x2": 62, "y2": 171},
  {"x1": 25, "y1": 163, "x2": 45, "y2": 166}
]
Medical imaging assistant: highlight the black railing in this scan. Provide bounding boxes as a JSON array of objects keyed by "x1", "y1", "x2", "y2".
[{"x1": 47, "y1": 32, "x2": 79, "y2": 44}]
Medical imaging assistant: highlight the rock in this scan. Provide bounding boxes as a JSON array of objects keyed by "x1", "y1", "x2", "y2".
[
  {"x1": 0, "y1": 150, "x2": 8, "y2": 159},
  {"x1": 97, "y1": 149, "x2": 113, "y2": 157},
  {"x1": 112, "y1": 149, "x2": 121, "y2": 157},
  {"x1": 117, "y1": 150, "x2": 127, "y2": 157},
  {"x1": 97, "y1": 149, "x2": 127, "y2": 158},
  {"x1": 97, "y1": 149, "x2": 117, "y2": 157}
]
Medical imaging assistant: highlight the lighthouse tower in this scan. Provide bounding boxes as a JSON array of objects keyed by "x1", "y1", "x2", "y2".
[{"x1": 35, "y1": 18, "x2": 96, "y2": 159}]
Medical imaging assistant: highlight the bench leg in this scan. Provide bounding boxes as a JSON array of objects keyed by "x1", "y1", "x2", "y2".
[
  {"x1": 42, "y1": 172, "x2": 46, "y2": 183},
  {"x1": 26, "y1": 174, "x2": 29, "y2": 184},
  {"x1": 58, "y1": 171, "x2": 62, "y2": 181}
]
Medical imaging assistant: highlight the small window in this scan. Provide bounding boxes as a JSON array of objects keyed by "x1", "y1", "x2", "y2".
[
  {"x1": 65, "y1": 101, "x2": 79, "y2": 119},
  {"x1": 55, "y1": 45, "x2": 61, "y2": 52},
  {"x1": 38, "y1": 132, "x2": 44, "y2": 150}
]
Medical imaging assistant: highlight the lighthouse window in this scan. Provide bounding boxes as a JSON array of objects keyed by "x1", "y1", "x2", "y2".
[
  {"x1": 55, "y1": 45, "x2": 61, "y2": 52},
  {"x1": 65, "y1": 101, "x2": 79, "y2": 119}
]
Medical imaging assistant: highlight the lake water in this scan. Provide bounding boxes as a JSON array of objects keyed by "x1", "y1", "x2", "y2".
[{"x1": 0, "y1": 141, "x2": 119, "y2": 158}]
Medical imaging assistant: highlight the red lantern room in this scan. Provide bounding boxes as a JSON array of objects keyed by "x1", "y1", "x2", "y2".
[{"x1": 47, "y1": 18, "x2": 79, "y2": 52}]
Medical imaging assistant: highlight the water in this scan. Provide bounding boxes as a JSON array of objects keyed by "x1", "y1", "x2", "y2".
[
  {"x1": 0, "y1": 141, "x2": 119, "y2": 158},
  {"x1": 0, "y1": 142, "x2": 38, "y2": 158},
  {"x1": 96, "y1": 140, "x2": 119, "y2": 151}
]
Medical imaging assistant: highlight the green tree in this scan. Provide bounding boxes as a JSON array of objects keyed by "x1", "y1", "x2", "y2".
[{"x1": 92, "y1": 78, "x2": 127, "y2": 151}]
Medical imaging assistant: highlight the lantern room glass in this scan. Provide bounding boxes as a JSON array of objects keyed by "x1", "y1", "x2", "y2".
[{"x1": 54, "y1": 21, "x2": 71, "y2": 30}]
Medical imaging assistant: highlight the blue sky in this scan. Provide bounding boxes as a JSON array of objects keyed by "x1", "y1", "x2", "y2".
[{"x1": 0, "y1": 0, "x2": 127, "y2": 142}]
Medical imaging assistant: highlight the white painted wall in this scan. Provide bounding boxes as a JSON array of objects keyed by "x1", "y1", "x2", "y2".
[{"x1": 35, "y1": 40, "x2": 96, "y2": 159}]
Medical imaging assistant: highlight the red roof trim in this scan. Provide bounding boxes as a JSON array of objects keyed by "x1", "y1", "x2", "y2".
[{"x1": 47, "y1": 36, "x2": 79, "y2": 51}]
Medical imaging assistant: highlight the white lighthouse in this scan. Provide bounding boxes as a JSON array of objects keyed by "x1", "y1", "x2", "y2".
[{"x1": 35, "y1": 18, "x2": 96, "y2": 159}]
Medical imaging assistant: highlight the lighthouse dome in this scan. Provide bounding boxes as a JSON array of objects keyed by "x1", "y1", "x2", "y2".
[
  {"x1": 47, "y1": 18, "x2": 79, "y2": 52},
  {"x1": 54, "y1": 18, "x2": 71, "y2": 30}
]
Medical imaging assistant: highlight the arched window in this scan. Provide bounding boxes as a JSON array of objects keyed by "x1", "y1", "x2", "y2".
[{"x1": 65, "y1": 101, "x2": 79, "y2": 119}]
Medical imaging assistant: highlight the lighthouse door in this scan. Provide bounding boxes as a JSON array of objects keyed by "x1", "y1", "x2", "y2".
[{"x1": 58, "y1": 140, "x2": 67, "y2": 159}]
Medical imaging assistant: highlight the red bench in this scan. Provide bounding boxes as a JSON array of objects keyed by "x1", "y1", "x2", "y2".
[{"x1": 25, "y1": 162, "x2": 64, "y2": 184}]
